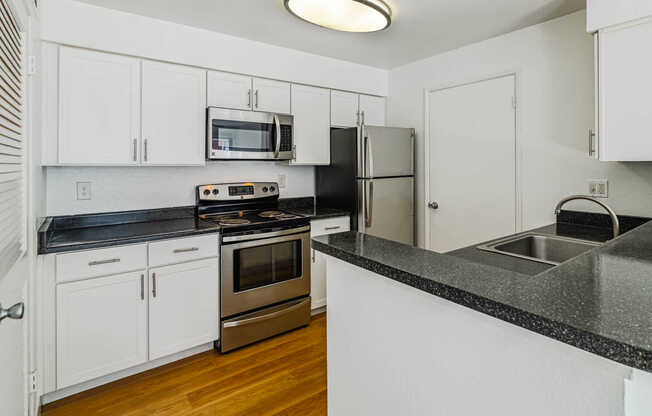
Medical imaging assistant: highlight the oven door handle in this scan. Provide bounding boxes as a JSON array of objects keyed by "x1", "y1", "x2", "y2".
[
  {"x1": 273, "y1": 114, "x2": 281, "y2": 159},
  {"x1": 222, "y1": 226, "x2": 311, "y2": 243},
  {"x1": 222, "y1": 298, "x2": 309, "y2": 328}
]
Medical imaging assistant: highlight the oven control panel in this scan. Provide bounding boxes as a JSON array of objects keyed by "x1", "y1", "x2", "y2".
[{"x1": 197, "y1": 182, "x2": 279, "y2": 201}]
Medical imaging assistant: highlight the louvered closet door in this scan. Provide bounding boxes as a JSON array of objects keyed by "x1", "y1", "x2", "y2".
[
  {"x1": 0, "y1": 1, "x2": 26, "y2": 415},
  {"x1": 0, "y1": 0, "x2": 24, "y2": 277}
]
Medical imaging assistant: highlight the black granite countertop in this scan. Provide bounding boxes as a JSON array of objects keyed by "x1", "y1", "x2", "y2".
[
  {"x1": 312, "y1": 212, "x2": 652, "y2": 372},
  {"x1": 38, "y1": 207, "x2": 220, "y2": 254},
  {"x1": 279, "y1": 197, "x2": 351, "y2": 220}
]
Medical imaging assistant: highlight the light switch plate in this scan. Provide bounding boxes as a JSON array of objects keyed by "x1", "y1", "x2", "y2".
[
  {"x1": 588, "y1": 179, "x2": 608, "y2": 198},
  {"x1": 76, "y1": 182, "x2": 91, "y2": 200}
]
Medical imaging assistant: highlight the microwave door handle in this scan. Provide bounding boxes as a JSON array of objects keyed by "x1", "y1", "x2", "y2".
[{"x1": 273, "y1": 114, "x2": 281, "y2": 158}]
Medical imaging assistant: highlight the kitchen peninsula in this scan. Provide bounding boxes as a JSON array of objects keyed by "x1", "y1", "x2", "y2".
[{"x1": 313, "y1": 220, "x2": 652, "y2": 416}]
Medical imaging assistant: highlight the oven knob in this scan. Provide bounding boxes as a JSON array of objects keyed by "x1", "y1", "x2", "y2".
[
  {"x1": 270, "y1": 186, "x2": 276, "y2": 192},
  {"x1": 212, "y1": 189, "x2": 219, "y2": 195},
  {"x1": 203, "y1": 189, "x2": 210, "y2": 196},
  {"x1": 262, "y1": 186, "x2": 268, "y2": 193}
]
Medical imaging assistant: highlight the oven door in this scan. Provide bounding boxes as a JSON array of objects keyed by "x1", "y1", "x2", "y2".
[
  {"x1": 207, "y1": 107, "x2": 293, "y2": 160},
  {"x1": 220, "y1": 230, "x2": 310, "y2": 317}
]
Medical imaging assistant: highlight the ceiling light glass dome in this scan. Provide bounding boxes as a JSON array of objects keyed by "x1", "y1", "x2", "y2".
[{"x1": 284, "y1": 0, "x2": 392, "y2": 33}]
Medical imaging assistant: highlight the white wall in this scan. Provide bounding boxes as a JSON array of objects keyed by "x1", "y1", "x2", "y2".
[
  {"x1": 587, "y1": 0, "x2": 652, "y2": 32},
  {"x1": 45, "y1": 163, "x2": 314, "y2": 216},
  {"x1": 388, "y1": 11, "x2": 652, "y2": 248},
  {"x1": 40, "y1": 0, "x2": 388, "y2": 96}
]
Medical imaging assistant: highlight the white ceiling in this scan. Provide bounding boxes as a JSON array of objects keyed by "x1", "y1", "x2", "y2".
[{"x1": 74, "y1": 0, "x2": 586, "y2": 69}]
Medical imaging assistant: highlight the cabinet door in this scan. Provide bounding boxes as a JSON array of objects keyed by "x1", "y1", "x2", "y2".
[
  {"x1": 253, "y1": 78, "x2": 291, "y2": 114},
  {"x1": 331, "y1": 90, "x2": 359, "y2": 127},
  {"x1": 58, "y1": 47, "x2": 140, "y2": 165},
  {"x1": 57, "y1": 271, "x2": 147, "y2": 388},
  {"x1": 207, "y1": 71, "x2": 252, "y2": 111},
  {"x1": 598, "y1": 19, "x2": 652, "y2": 161},
  {"x1": 291, "y1": 84, "x2": 331, "y2": 165},
  {"x1": 310, "y1": 217, "x2": 350, "y2": 309},
  {"x1": 149, "y1": 258, "x2": 219, "y2": 360},
  {"x1": 142, "y1": 61, "x2": 206, "y2": 165},
  {"x1": 359, "y1": 94, "x2": 386, "y2": 127}
]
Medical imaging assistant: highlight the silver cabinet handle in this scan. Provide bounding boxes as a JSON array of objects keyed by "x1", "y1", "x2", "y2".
[
  {"x1": 173, "y1": 247, "x2": 199, "y2": 253},
  {"x1": 312, "y1": 248, "x2": 316, "y2": 263},
  {"x1": 428, "y1": 201, "x2": 439, "y2": 210},
  {"x1": 152, "y1": 272, "x2": 157, "y2": 298},
  {"x1": 247, "y1": 89, "x2": 252, "y2": 108},
  {"x1": 143, "y1": 139, "x2": 148, "y2": 162},
  {"x1": 140, "y1": 274, "x2": 144, "y2": 300},
  {"x1": 254, "y1": 89, "x2": 259, "y2": 108},
  {"x1": 133, "y1": 139, "x2": 137, "y2": 162},
  {"x1": 324, "y1": 226, "x2": 341, "y2": 231},
  {"x1": 0, "y1": 302, "x2": 24, "y2": 323},
  {"x1": 273, "y1": 114, "x2": 281, "y2": 159},
  {"x1": 588, "y1": 128, "x2": 596, "y2": 157},
  {"x1": 361, "y1": 110, "x2": 365, "y2": 125},
  {"x1": 88, "y1": 258, "x2": 120, "y2": 266}
]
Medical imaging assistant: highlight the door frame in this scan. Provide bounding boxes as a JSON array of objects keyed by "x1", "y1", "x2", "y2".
[{"x1": 423, "y1": 71, "x2": 522, "y2": 251}]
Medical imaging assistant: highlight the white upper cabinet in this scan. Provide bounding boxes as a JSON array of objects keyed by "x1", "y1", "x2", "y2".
[
  {"x1": 56, "y1": 271, "x2": 148, "y2": 388},
  {"x1": 291, "y1": 84, "x2": 331, "y2": 165},
  {"x1": 595, "y1": 18, "x2": 652, "y2": 161},
  {"x1": 148, "y1": 258, "x2": 219, "y2": 360},
  {"x1": 359, "y1": 94, "x2": 386, "y2": 127},
  {"x1": 330, "y1": 90, "x2": 359, "y2": 127},
  {"x1": 253, "y1": 78, "x2": 291, "y2": 114},
  {"x1": 141, "y1": 61, "x2": 206, "y2": 165},
  {"x1": 207, "y1": 71, "x2": 253, "y2": 111},
  {"x1": 58, "y1": 47, "x2": 140, "y2": 165}
]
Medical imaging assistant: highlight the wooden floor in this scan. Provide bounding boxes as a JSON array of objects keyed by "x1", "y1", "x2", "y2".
[{"x1": 42, "y1": 313, "x2": 327, "y2": 416}]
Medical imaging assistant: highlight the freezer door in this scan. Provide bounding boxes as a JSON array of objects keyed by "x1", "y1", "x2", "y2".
[
  {"x1": 359, "y1": 126, "x2": 414, "y2": 178},
  {"x1": 358, "y1": 177, "x2": 414, "y2": 246}
]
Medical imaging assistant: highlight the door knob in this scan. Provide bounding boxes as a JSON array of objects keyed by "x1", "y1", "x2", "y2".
[
  {"x1": 0, "y1": 302, "x2": 24, "y2": 323},
  {"x1": 428, "y1": 202, "x2": 439, "y2": 210}
]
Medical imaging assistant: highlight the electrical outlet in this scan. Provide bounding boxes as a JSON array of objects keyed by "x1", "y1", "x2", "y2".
[
  {"x1": 277, "y1": 174, "x2": 287, "y2": 189},
  {"x1": 76, "y1": 182, "x2": 91, "y2": 200},
  {"x1": 588, "y1": 179, "x2": 608, "y2": 198}
]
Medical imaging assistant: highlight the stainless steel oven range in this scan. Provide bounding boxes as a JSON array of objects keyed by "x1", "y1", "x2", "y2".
[{"x1": 197, "y1": 182, "x2": 311, "y2": 352}]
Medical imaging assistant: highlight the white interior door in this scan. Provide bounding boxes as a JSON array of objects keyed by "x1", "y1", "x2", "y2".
[{"x1": 427, "y1": 75, "x2": 516, "y2": 253}]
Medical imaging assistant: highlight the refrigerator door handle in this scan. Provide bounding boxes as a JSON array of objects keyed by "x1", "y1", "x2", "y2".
[
  {"x1": 366, "y1": 180, "x2": 374, "y2": 228},
  {"x1": 367, "y1": 130, "x2": 374, "y2": 178}
]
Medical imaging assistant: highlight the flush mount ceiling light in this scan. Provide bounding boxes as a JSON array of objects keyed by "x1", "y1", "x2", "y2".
[{"x1": 284, "y1": 0, "x2": 392, "y2": 33}]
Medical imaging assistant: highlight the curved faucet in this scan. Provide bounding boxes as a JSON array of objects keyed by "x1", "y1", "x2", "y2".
[{"x1": 554, "y1": 195, "x2": 620, "y2": 239}]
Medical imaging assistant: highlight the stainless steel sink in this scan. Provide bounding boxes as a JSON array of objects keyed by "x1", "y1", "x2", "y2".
[{"x1": 477, "y1": 233, "x2": 602, "y2": 266}]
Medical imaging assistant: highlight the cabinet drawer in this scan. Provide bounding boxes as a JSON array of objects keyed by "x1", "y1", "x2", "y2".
[
  {"x1": 148, "y1": 234, "x2": 219, "y2": 267},
  {"x1": 311, "y1": 217, "x2": 350, "y2": 237},
  {"x1": 56, "y1": 244, "x2": 147, "y2": 283}
]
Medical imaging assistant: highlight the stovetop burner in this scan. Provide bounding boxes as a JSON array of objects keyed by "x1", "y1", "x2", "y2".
[
  {"x1": 218, "y1": 218, "x2": 252, "y2": 225},
  {"x1": 259, "y1": 210, "x2": 284, "y2": 218}
]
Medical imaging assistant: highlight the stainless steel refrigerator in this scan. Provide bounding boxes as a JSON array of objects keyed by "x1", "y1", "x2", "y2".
[{"x1": 316, "y1": 126, "x2": 415, "y2": 246}]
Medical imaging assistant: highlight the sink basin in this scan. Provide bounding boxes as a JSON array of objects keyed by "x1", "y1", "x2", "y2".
[{"x1": 477, "y1": 233, "x2": 602, "y2": 266}]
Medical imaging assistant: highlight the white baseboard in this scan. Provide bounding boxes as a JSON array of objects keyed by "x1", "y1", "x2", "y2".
[
  {"x1": 311, "y1": 305, "x2": 326, "y2": 316},
  {"x1": 41, "y1": 342, "x2": 214, "y2": 405}
]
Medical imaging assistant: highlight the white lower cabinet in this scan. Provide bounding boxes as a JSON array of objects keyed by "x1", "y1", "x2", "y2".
[
  {"x1": 310, "y1": 216, "x2": 350, "y2": 309},
  {"x1": 148, "y1": 258, "x2": 220, "y2": 360},
  {"x1": 54, "y1": 235, "x2": 220, "y2": 390},
  {"x1": 56, "y1": 271, "x2": 148, "y2": 388}
]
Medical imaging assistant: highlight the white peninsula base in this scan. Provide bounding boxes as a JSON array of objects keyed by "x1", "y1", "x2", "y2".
[{"x1": 325, "y1": 256, "x2": 652, "y2": 416}]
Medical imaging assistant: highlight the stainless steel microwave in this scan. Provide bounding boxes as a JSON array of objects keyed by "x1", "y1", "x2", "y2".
[{"x1": 207, "y1": 107, "x2": 294, "y2": 160}]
